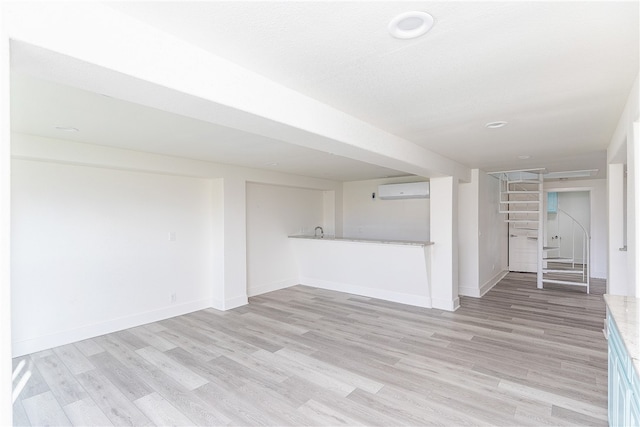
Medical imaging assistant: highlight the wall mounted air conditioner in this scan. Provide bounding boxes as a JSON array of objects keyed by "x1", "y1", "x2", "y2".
[{"x1": 378, "y1": 182, "x2": 429, "y2": 200}]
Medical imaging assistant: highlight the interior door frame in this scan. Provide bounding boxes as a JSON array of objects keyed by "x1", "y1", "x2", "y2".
[
  {"x1": 507, "y1": 186, "x2": 595, "y2": 273},
  {"x1": 542, "y1": 186, "x2": 593, "y2": 267}
]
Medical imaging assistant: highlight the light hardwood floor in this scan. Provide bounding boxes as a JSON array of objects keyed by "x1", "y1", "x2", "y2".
[{"x1": 13, "y1": 273, "x2": 608, "y2": 426}]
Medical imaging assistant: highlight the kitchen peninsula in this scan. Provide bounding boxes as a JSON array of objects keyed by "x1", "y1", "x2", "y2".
[{"x1": 289, "y1": 235, "x2": 433, "y2": 308}]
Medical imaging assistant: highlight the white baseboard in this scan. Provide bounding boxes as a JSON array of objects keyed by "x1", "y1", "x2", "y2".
[
  {"x1": 480, "y1": 270, "x2": 508, "y2": 296},
  {"x1": 300, "y1": 277, "x2": 431, "y2": 308},
  {"x1": 210, "y1": 295, "x2": 248, "y2": 311},
  {"x1": 247, "y1": 278, "x2": 298, "y2": 297},
  {"x1": 210, "y1": 298, "x2": 224, "y2": 311},
  {"x1": 12, "y1": 298, "x2": 211, "y2": 357},
  {"x1": 458, "y1": 284, "x2": 480, "y2": 298},
  {"x1": 432, "y1": 297, "x2": 460, "y2": 312},
  {"x1": 223, "y1": 295, "x2": 248, "y2": 310},
  {"x1": 459, "y1": 270, "x2": 508, "y2": 298},
  {"x1": 218, "y1": 295, "x2": 246, "y2": 310}
]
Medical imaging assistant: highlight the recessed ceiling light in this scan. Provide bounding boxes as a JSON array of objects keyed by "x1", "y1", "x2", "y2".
[
  {"x1": 388, "y1": 11, "x2": 434, "y2": 39},
  {"x1": 54, "y1": 126, "x2": 79, "y2": 132},
  {"x1": 266, "y1": 162, "x2": 279, "y2": 167},
  {"x1": 517, "y1": 155, "x2": 531, "y2": 160},
  {"x1": 485, "y1": 121, "x2": 508, "y2": 129}
]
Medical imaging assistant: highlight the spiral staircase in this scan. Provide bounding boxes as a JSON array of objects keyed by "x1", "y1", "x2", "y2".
[{"x1": 492, "y1": 169, "x2": 590, "y2": 293}]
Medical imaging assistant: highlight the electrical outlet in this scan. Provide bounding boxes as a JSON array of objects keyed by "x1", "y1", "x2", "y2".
[
  {"x1": 169, "y1": 232, "x2": 177, "y2": 241},
  {"x1": 171, "y1": 293, "x2": 177, "y2": 303}
]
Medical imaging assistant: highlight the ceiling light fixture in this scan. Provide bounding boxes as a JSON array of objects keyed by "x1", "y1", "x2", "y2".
[
  {"x1": 54, "y1": 126, "x2": 79, "y2": 132},
  {"x1": 485, "y1": 121, "x2": 508, "y2": 129},
  {"x1": 388, "y1": 11, "x2": 434, "y2": 39},
  {"x1": 517, "y1": 155, "x2": 531, "y2": 160}
]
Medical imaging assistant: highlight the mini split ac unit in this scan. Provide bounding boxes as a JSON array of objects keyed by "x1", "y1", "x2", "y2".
[{"x1": 377, "y1": 182, "x2": 430, "y2": 200}]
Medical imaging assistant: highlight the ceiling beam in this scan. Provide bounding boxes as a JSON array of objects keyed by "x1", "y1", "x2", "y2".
[{"x1": 6, "y1": 2, "x2": 470, "y2": 181}]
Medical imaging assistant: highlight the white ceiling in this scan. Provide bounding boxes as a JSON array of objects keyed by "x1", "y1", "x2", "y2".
[
  {"x1": 10, "y1": 73, "x2": 406, "y2": 181},
  {"x1": 10, "y1": 1, "x2": 640, "y2": 181}
]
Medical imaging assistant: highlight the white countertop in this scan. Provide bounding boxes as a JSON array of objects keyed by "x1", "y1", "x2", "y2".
[
  {"x1": 288, "y1": 235, "x2": 433, "y2": 247},
  {"x1": 604, "y1": 294, "x2": 640, "y2": 373}
]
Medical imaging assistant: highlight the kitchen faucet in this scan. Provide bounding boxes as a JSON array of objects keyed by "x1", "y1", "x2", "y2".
[{"x1": 314, "y1": 226, "x2": 324, "y2": 238}]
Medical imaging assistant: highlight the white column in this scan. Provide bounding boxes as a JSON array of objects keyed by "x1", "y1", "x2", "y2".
[
  {"x1": 0, "y1": 8, "x2": 13, "y2": 424},
  {"x1": 457, "y1": 170, "x2": 480, "y2": 296},
  {"x1": 211, "y1": 177, "x2": 248, "y2": 310},
  {"x1": 634, "y1": 122, "x2": 640, "y2": 297},
  {"x1": 322, "y1": 190, "x2": 336, "y2": 236},
  {"x1": 629, "y1": 131, "x2": 637, "y2": 297},
  {"x1": 608, "y1": 163, "x2": 627, "y2": 295},
  {"x1": 430, "y1": 176, "x2": 459, "y2": 311}
]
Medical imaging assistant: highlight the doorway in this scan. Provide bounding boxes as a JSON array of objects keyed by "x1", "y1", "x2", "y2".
[
  {"x1": 508, "y1": 223, "x2": 538, "y2": 273},
  {"x1": 508, "y1": 189, "x2": 591, "y2": 274},
  {"x1": 546, "y1": 190, "x2": 590, "y2": 264}
]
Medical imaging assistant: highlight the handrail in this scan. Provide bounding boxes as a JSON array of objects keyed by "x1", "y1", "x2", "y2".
[
  {"x1": 556, "y1": 207, "x2": 590, "y2": 239},
  {"x1": 553, "y1": 207, "x2": 590, "y2": 289}
]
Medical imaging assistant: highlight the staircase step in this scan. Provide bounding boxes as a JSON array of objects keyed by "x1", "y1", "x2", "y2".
[
  {"x1": 543, "y1": 269, "x2": 584, "y2": 274},
  {"x1": 543, "y1": 257, "x2": 573, "y2": 261},
  {"x1": 507, "y1": 180, "x2": 541, "y2": 184},
  {"x1": 505, "y1": 220, "x2": 539, "y2": 223},
  {"x1": 543, "y1": 246, "x2": 559, "y2": 250},
  {"x1": 542, "y1": 278, "x2": 588, "y2": 287},
  {"x1": 499, "y1": 200, "x2": 541, "y2": 204},
  {"x1": 499, "y1": 210, "x2": 540, "y2": 214},
  {"x1": 504, "y1": 190, "x2": 541, "y2": 194}
]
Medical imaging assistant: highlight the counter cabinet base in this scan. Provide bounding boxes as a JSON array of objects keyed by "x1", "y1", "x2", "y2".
[
  {"x1": 290, "y1": 237, "x2": 442, "y2": 310},
  {"x1": 605, "y1": 303, "x2": 640, "y2": 427}
]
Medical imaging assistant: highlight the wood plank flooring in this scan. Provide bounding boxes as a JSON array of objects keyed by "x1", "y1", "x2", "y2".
[{"x1": 13, "y1": 273, "x2": 608, "y2": 426}]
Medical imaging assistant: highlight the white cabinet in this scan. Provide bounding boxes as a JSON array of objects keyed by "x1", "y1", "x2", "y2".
[
  {"x1": 608, "y1": 312, "x2": 640, "y2": 426},
  {"x1": 631, "y1": 396, "x2": 640, "y2": 427}
]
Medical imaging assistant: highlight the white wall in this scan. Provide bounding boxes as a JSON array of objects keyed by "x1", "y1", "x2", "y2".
[
  {"x1": 10, "y1": 133, "x2": 341, "y2": 355},
  {"x1": 458, "y1": 170, "x2": 508, "y2": 298},
  {"x1": 545, "y1": 179, "x2": 607, "y2": 279},
  {"x1": 342, "y1": 177, "x2": 430, "y2": 242},
  {"x1": 627, "y1": 136, "x2": 636, "y2": 295},
  {"x1": 322, "y1": 190, "x2": 336, "y2": 236},
  {"x1": 609, "y1": 163, "x2": 628, "y2": 294},
  {"x1": 0, "y1": 13, "x2": 11, "y2": 425},
  {"x1": 635, "y1": 122, "x2": 640, "y2": 297},
  {"x1": 11, "y1": 159, "x2": 214, "y2": 356},
  {"x1": 458, "y1": 171, "x2": 479, "y2": 295},
  {"x1": 608, "y1": 74, "x2": 639, "y2": 296},
  {"x1": 478, "y1": 172, "x2": 509, "y2": 288},
  {"x1": 246, "y1": 183, "x2": 324, "y2": 296}
]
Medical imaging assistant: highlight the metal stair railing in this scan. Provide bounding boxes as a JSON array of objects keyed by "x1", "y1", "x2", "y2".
[{"x1": 542, "y1": 207, "x2": 590, "y2": 293}]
